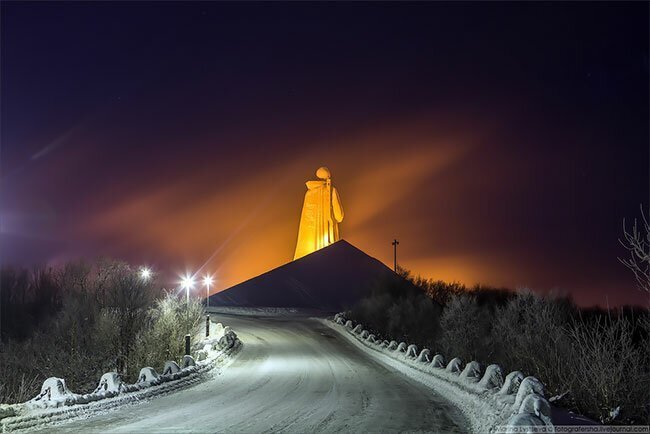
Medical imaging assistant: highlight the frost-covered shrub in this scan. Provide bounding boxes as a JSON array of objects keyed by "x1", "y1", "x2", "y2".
[
  {"x1": 0, "y1": 260, "x2": 209, "y2": 404},
  {"x1": 565, "y1": 316, "x2": 649, "y2": 423},
  {"x1": 439, "y1": 295, "x2": 494, "y2": 363},
  {"x1": 491, "y1": 292, "x2": 574, "y2": 399},
  {"x1": 348, "y1": 273, "x2": 442, "y2": 349},
  {"x1": 129, "y1": 293, "x2": 204, "y2": 382}
]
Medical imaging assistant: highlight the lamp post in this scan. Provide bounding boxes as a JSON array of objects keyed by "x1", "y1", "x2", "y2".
[
  {"x1": 203, "y1": 274, "x2": 213, "y2": 337},
  {"x1": 180, "y1": 274, "x2": 195, "y2": 355}
]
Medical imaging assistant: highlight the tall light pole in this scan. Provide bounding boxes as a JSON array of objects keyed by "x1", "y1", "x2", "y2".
[
  {"x1": 203, "y1": 274, "x2": 214, "y2": 337},
  {"x1": 181, "y1": 274, "x2": 195, "y2": 305},
  {"x1": 181, "y1": 274, "x2": 195, "y2": 355}
]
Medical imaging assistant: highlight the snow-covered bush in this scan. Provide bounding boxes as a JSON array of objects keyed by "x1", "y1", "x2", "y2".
[
  {"x1": 439, "y1": 295, "x2": 493, "y2": 363},
  {"x1": 565, "y1": 316, "x2": 649, "y2": 423},
  {"x1": 491, "y1": 292, "x2": 573, "y2": 399},
  {"x1": 347, "y1": 272, "x2": 441, "y2": 350},
  {"x1": 129, "y1": 292, "x2": 204, "y2": 382}
]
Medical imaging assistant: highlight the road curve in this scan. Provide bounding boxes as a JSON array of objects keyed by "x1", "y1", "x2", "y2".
[{"x1": 36, "y1": 314, "x2": 469, "y2": 433}]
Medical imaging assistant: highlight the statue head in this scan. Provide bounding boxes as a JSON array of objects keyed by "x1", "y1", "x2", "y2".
[{"x1": 316, "y1": 166, "x2": 331, "y2": 179}]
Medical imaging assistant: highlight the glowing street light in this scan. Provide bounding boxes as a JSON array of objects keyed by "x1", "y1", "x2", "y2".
[
  {"x1": 180, "y1": 273, "x2": 195, "y2": 356},
  {"x1": 139, "y1": 266, "x2": 152, "y2": 281},
  {"x1": 203, "y1": 274, "x2": 214, "y2": 337},
  {"x1": 181, "y1": 274, "x2": 195, "y2": 304},
  {"x1": 203, "y1": 274, "x2": 214, "y2": 306}
]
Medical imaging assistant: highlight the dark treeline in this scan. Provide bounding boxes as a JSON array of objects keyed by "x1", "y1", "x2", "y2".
[
  {"x1": 0, "y1": 260, "x2": 204, "y2": 404},
  {"x1": 347, "y1": 267, "x2": 650, "y2": 425}
]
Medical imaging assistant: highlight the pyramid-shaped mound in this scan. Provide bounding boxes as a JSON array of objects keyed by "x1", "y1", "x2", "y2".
[{"x1": 208, "y1": 240, "x2": 406, "y2": 312}]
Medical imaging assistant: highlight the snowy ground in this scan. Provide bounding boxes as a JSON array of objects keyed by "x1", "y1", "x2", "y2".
[{"x1": 25, "y1": 313, "x2": 469, "y2": 433}]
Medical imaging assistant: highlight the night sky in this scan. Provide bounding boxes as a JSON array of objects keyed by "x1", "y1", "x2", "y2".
[{"x1": 1, "y1": 2, "x2": 648, "y2": 307}]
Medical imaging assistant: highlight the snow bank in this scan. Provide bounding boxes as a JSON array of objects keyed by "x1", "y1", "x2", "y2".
[
  {"x1": 1, "y1": 319, "x2": 241, "y2": 432},
  {"x1": 323, "y1": 313, "x2": 557, "y2": 434}
]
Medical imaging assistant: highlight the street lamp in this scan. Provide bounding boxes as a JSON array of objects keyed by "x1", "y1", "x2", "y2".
[
  {"x1": 181, "y1": 274, "x2": 195, "y2": 305},
  {"x1": 180, "y1": 273, "x2": 195, "y2": 355},
  {"x1": 203, "y1": 274, "x2": 214, "y2": 337},
  {"x1": 139, "y1": 266, "x2": 152, "y2": 281},
  {"x1": 203, "y1": 274, "x2": 214, "y2": 307}
]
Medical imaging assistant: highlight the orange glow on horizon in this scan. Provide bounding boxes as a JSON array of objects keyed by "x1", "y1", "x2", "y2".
[{"x1": 80, "y1": 118, "x2": 475, "y2": 293}]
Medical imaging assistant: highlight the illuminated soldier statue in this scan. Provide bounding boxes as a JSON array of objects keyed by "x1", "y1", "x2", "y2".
[{"x1": 294, "y1": 167, "x2": 344, "y2": 260}]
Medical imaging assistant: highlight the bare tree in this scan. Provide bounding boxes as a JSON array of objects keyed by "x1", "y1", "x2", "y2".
[{"x1": 619, "y1": 204, "x2": 650, "y2": 295}]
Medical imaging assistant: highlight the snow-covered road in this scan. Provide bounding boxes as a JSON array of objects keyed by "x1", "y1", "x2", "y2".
[{"x1": 34, "y1": 314, "x2": 468, "y2": 433}]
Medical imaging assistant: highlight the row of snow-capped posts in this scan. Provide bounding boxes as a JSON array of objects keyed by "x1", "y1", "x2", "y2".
[
  {"x1": 26, "y1": 324, "x2": 239, "y2": 410},
  {"x1": 333, "y1": 313, "x2": 553, "y2": 430}
]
